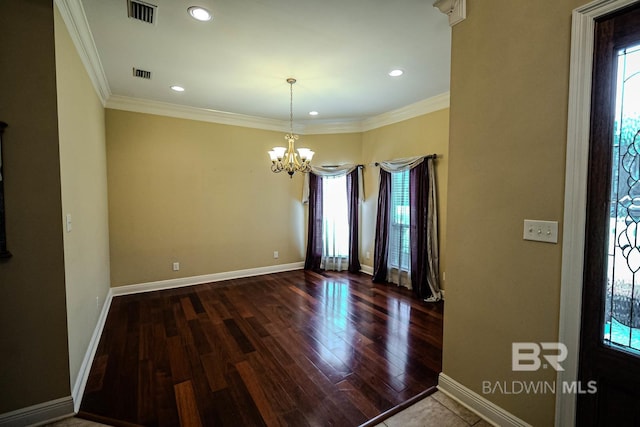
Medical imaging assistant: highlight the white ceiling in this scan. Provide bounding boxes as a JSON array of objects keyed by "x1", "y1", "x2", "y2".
[{"x1": 79, "y1": 0, "x2": 451, "y2": 126}]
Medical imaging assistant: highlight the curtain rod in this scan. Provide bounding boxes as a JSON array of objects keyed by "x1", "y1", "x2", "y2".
[
  {"x1": 320, "y1": 164, "x2": 364, "y2": 168},
  {"x1": 373, "y1": 154, "x2": 438, "y2": 166}
]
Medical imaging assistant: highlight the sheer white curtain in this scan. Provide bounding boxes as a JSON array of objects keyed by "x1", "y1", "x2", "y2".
[
  {"x1": 303, "y1": 164, "x2": 363, "y2": 272},
  {"x1": 320, "y1": 174, "x2": 349, "y2": 271},
  {"x1": 387, "y1": 170, "x2": 411, "y2": 287},
  {"x1": 373, "y1": 155, "x2": 441, "y2": 300},
  {"x1": 379, "y1": 156, "x2": 422, "y2": 288},
  {"x1": 302, "y1": 164, "x2": 363, "y2": 203}
]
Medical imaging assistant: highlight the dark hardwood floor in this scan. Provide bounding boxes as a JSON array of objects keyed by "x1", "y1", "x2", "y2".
[{"x1": 79, "y1": 270, "x2": 443, "y2": 426}]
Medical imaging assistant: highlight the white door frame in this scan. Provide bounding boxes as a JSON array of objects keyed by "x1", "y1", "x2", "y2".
[{"x1": 558, "y1": 0, "x2": 640, "y2": 425}]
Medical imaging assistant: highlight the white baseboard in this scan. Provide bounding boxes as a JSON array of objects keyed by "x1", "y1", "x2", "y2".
[
  {"x1": 111, "y1": 262, "x2": 305, "y2": 297},
  {"x1": 71, "y1": 288, "x2": 114, "y2": 413},
  {"x1": 438, "y1": 373, "x2": 532, "y2": 427},
  {"x1": 0, "y1": 396, "x2": 74, "y2": 427},
  {"x1": 360, "y1": 265, "x2": 373, "y2": 275}
]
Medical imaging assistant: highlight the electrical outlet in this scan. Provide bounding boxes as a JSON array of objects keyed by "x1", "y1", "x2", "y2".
[
  {"x1": 172, "y1": 262, "x2": 180, "y2": 271},
  {"x1": 274, "y1": 251, "x2": 279, "y2": 259},
  {"x1": 96, "y1": 296, "x2": 100, "y2": 309},
  {"x1": 366, "y1": 251, "x2": 371, "y2": 259}
]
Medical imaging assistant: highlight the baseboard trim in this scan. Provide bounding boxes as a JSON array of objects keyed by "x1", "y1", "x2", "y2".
[
  {"x1": 0, "y1": 396, "x2": 74, "y2": 427},
  {"x1": 360, "y1": 265, "x2": 373, "y2": 275},
  {"x1": 438, "y1": 373, "x2": 532, "y2": 427},
  {"x1": 71, "y1": 288, "x2": 114, "y2": 413},
  {"x1": 111, "y1": 262, "x2": 305, "y2": 297}
]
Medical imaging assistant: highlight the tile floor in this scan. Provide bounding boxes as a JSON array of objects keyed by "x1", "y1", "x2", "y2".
[
  {"x1": 45, "y1": 390, "x2": 493, "y2": 427},
  {"x1": 377, "y1": 391, "x2": 493, "y2": 427},
  {"x1": 44, "y1": 418, "x2": 108, "y2": 427}
]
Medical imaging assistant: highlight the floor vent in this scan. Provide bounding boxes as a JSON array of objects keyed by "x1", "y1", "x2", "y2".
[
  {"x1": 133, "y1": 68, "x2": 152, "y2": 79},
  {"x1": 127, "y1": 0, "x2": 157, "y2": 24}
]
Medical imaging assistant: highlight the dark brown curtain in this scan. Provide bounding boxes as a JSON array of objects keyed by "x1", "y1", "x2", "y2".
[
  {"x1": 409, "y1": 159, "x2": 440, "y2": 300},
  {"x1": 304, "y1": 173, "x2": 323, "y2": 270},
  {"x1": 346, "y1": 168, "x2": 361, "y2": 273},
  {"x1": 372, "y1": 169, "x2": 391, "y2": 282}
]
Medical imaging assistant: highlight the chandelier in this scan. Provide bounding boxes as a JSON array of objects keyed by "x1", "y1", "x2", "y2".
[{"x1": 268, "y1": 78, "x2": 314, "y2": 177}]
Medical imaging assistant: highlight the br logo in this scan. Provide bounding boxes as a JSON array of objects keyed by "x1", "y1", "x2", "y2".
[{"x1": 512, "y1": 342, "x2": 568, "y2": 371}]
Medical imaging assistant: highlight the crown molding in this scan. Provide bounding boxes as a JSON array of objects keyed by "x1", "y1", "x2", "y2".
[
  {"x1": 55, "y1": 0, "x2": 111, "y2": 105},
  {"x1": 300, "y1": 120, "x2": 364, "y2": 134},
  {"x1": 107, "y1": 92, "x2": 450, "y2": 134},
  {"x1": 106, "y1": 95, "x2": 289, "y2": 132},
  {"x1": 361, "y1": 92, "x2": 450, "y2": 132}
]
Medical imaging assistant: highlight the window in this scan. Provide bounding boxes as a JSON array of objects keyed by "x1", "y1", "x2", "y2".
[
  {"x1": 388, "y1": 170, "x2": 410, "y2": 274},
  {"x1": 604, "y1": 43, "x2": 640, "y2": 351},
  {"x1": 321, "y1": 174, "x2": 349, "y2": 269}
]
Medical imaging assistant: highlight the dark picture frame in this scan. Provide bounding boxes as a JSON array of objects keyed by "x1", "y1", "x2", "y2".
[{"x1": 0, "y1": 121, "x2": 11, "y2": 259}]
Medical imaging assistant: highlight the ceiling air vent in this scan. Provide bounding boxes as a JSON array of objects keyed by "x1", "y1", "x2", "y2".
[
  {"x1": 133, "y1": 68, "x2": 152, "y2": 79},
  {"x1": 127, "y1": 0, "x2": 157, "y2": 24}
]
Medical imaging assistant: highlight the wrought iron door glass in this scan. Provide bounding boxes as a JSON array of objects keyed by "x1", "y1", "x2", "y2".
[{"x1": 605, "y1": 43, "x2": 640, "y2": 352}]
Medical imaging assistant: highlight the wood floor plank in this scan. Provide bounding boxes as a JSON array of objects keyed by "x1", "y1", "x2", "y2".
[
  {"x1": 83, "y1": 354, "x2": 108, "y2": 394},
  {"x1": 167, "y1": 335, "x2": 191, "y2": 383},
  {"x1": 154, "y1": 370, "x2": 179, "y2": 427},
  {"x1": 136, "y1": 359, "x2": 154, "y2": 424},
  {"x1": 223, "y1": 318, "x2": 256, "y2": 354},
  {"x1": 225, "y1": 364, "x2": 268, "y2": 426},
  {"x1": 180, "y1": 297, "x2": 198, "y2": 321},
  {"x1": 337, "y1": 378, "x2": 381, "y2": 419},
  {"x1": 235, "y1": 360, "x2": 281, "y2": 426},
  {"x1": 79, "y1": 270, "x2": 443, "y2": 426},
  {"x1": 174, "y1": 380, "x2": 203, "y2": 427},
  {"x1": 200, "y1": 352, "x2": 228, "y2": 392}
]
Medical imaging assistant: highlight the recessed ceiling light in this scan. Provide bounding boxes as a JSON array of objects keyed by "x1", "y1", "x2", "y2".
[
  {"x1": 188, "y1": 6, "x2": 212, "y2": 21},
  {"x1": 170, "y1": 85, "x2": 185, "y2": 92},
  {"x1": 388, "y1": 69, "x2": 404, "y2": 77},
  {"x1": 309, "y1": 111, "x2": 319, "y2": 116}
]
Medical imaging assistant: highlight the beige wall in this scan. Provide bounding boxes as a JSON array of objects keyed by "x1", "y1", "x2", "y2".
[
  {"x1": 0, "y1": 0, "x2": 70, "y2": 413},
  {"x1": 442, "y1": 1, "x2": 584, "y2": 425},
  {"x1": 106, "y1": 110, "x2": 365, "y2": 286},
  {"x1": 55, "y1": 6, "x2": 111, "y2": 391},
  {"x1": 106, "y1": 109, "x2": 450, "y2": 288},
  {"x1": 361, "y1": 110, "x2": 449, "y2": 283},
  {"x1": 299, "y1": 133, "x2": 363, "y2": 166}
]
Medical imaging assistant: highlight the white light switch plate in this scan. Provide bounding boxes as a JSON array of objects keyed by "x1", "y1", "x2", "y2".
[{"x1": 523, "y1": 219, "x2": 558, "y2": 244}]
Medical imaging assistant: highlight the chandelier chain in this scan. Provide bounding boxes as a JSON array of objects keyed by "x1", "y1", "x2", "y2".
[{"x1": 290, "y1": 80, "x2": 294, "y2": 135}]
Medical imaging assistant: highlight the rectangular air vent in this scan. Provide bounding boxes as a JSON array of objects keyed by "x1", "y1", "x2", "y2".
[
  {"x1": 127, "y1": 0, "x2": 157, "y2": 24},
  {"x1": 133, "y1": 68, "x2": 152, "y2": 79}
]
